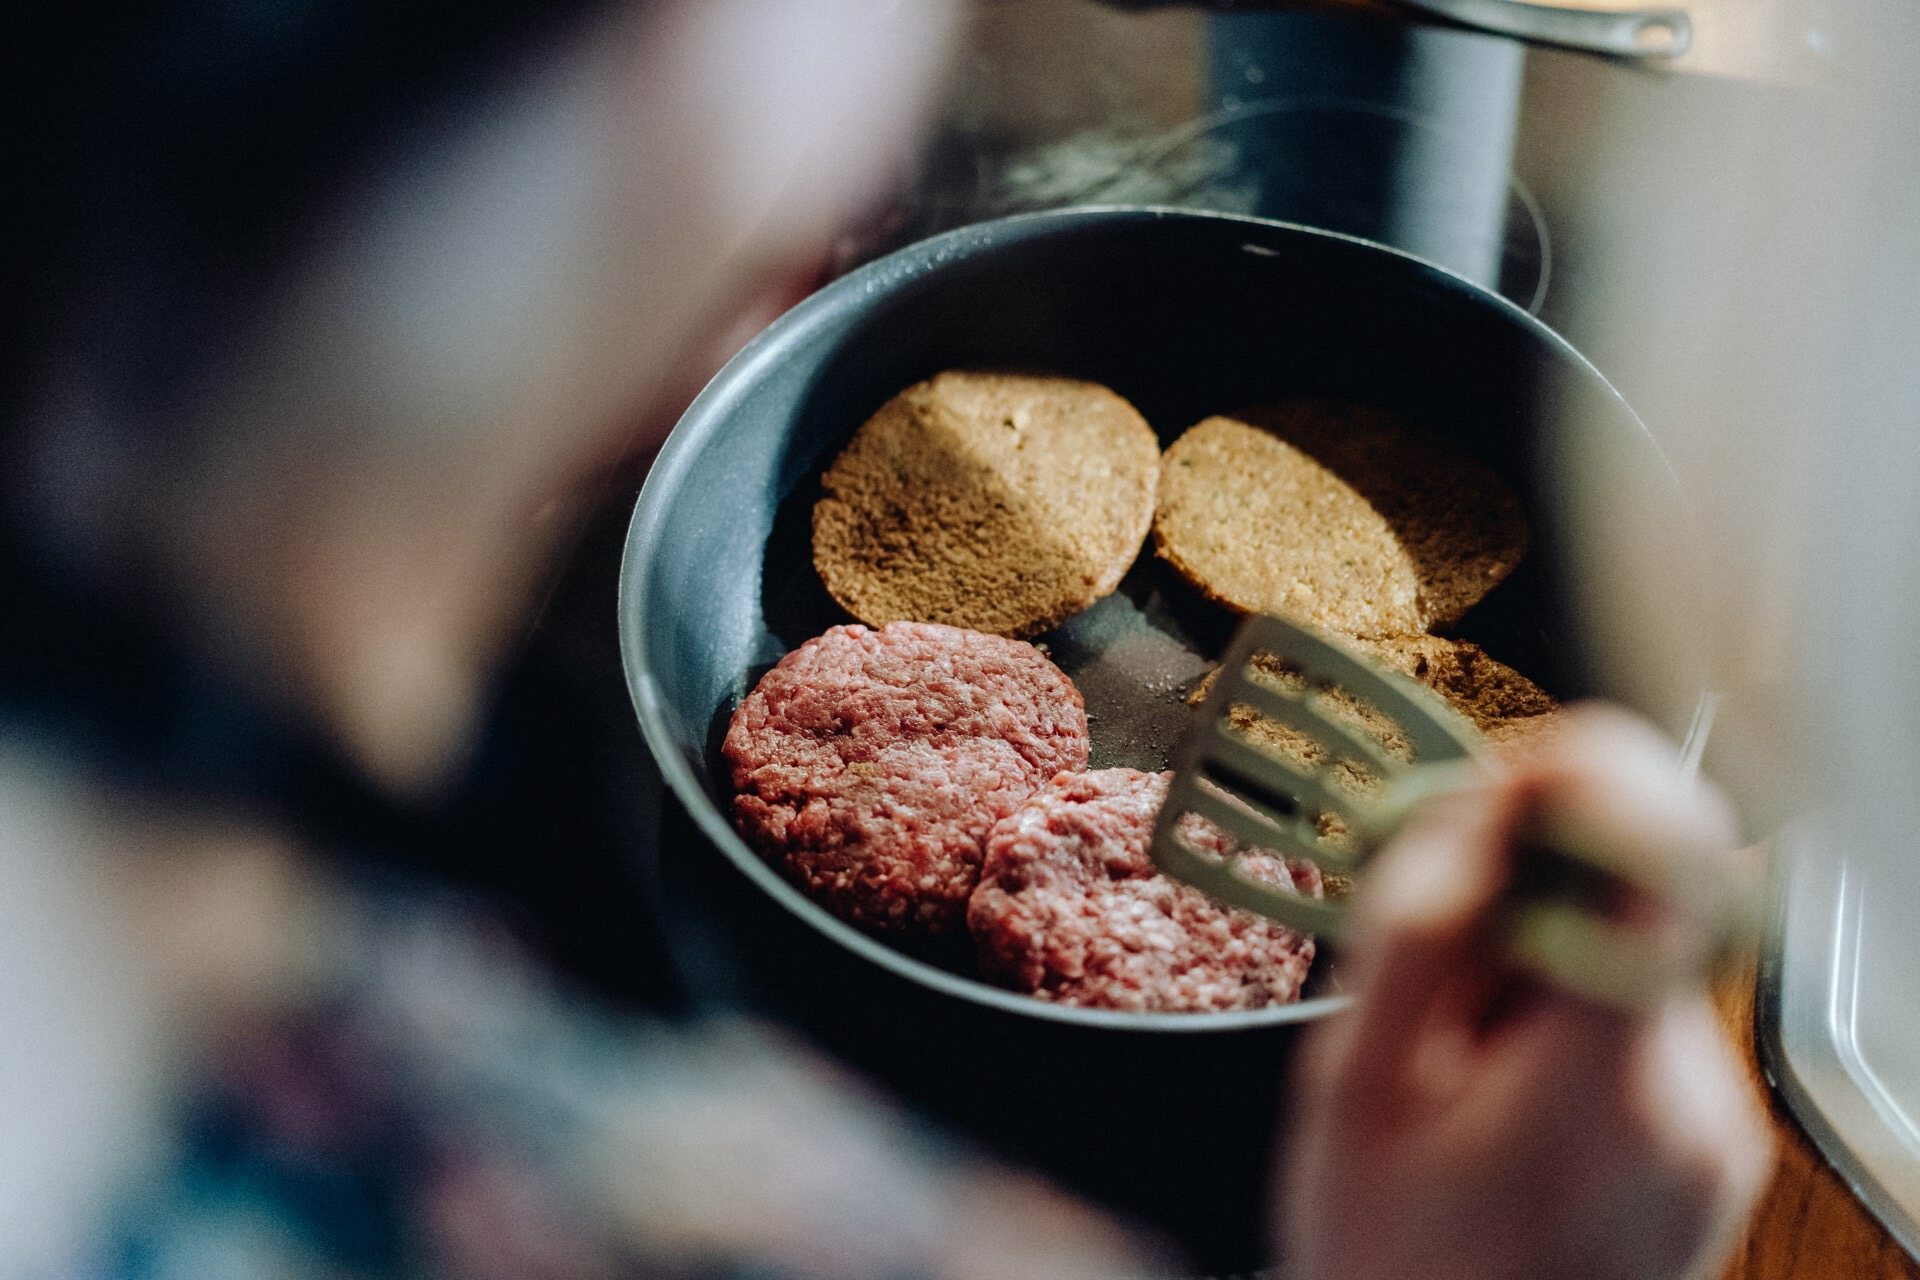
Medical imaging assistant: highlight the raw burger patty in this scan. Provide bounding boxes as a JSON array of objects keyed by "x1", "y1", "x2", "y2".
[
  {"x1": 723, "y1": 622, "x2": 1089, "y2": 938},
  {"x1": 967, "y1": 769, "x2": 1320, "y2": 1012},
  {"x1": 812, "y1": 370, "x2": 1162, "y2": 639}
]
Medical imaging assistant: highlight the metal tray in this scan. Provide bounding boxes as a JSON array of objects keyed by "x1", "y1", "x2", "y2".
[{"x1": 1760, "y1": 822, "x2": 1920, "y2": 1260}]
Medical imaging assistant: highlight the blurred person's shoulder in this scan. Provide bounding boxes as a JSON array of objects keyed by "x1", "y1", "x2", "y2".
[{"x1": 0, "y1": 750, "x2": 173, "y2": 1275}]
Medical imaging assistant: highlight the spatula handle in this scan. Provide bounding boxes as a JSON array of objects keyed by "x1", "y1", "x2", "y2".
[{"x1": 1489, "y1": 809, "x2": 1757, "y2": 1011}]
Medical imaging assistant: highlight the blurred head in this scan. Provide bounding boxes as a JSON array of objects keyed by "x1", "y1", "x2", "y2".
[{"x1": 7, "y1": 0, "x2": 957, "y2": 793}]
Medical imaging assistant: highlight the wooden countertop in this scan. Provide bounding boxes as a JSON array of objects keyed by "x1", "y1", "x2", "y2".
[{"x1": 1717, "y1": 960, "x2": 1920, "y2": 1279}]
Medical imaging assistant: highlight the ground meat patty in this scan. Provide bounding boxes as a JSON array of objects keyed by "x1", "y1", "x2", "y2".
[
  {"x1": 724, "y1": 622, "x2": 1090, "y2": 938},
  {"x1": 968, "y1": 769, "x2": 1320, "y2": 1012}
]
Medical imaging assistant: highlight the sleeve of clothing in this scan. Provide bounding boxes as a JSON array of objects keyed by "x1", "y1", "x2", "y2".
[{"x1": 98, "y1": 884, "x2": 1166, "y2": 1280}]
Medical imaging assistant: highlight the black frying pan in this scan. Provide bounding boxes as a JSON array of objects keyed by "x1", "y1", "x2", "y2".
[{"x1": 619, "y1": 207, "x2": 1682, "y2": 1273}]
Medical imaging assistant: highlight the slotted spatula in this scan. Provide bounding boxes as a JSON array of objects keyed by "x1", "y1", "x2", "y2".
[{"x1": 1149, "y1": 614, "x2": 1749, "y2": 1009}]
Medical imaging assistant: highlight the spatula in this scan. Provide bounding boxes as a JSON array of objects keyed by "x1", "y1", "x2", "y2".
[{"x1": 1148, "y1": 613, "x2": 1750, "y2": 1010}]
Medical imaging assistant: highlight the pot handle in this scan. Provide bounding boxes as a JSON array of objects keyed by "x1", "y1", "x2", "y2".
[
  {"x1": 1385, "y1": 0, "x2": 1691, "y2": 58},
  {"x1": 1100, "y1": 0, "x2": 1692, "y2": 61}
]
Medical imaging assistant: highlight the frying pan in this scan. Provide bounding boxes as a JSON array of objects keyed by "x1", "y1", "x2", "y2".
[{"x1": 619, "y1": 207, "x2": 1686, "y2": 1273}]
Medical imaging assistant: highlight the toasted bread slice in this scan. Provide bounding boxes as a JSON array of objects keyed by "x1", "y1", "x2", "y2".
[
  {"x1": 814, "y1": 371, "x2": 1161, "y2": 638},
  {"x1": 1188, "y1": 634, "x2": 1560, "y2": 889},
  {"x1": 1154, "y1": 403, "x2": 1527, "y2": 637}
]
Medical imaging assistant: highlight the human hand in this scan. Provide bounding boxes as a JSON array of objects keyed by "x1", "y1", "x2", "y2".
[{"x1": 1277, "y1": 705, "x2": 1771, "y2": 1280}]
